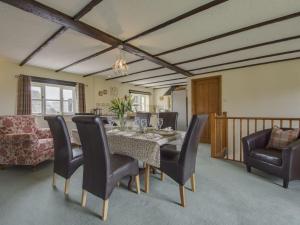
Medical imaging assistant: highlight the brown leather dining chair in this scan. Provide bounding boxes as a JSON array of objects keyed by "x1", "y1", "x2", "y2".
[
  {"x1": 72, "y1": 116, "x2": 140, "y2": 221},
  {"x1": 159, "y1": 114, "x2": 208, "y2": 207},
  {"x1": 158, "y1": 112, "x2": 178, "y2": 130},
  {"x1": 135, "y1": 112, "x2": 152, "y2": 127},
  {"x1": 44, "y1": 116, "x2": 83, "y2": 195}
]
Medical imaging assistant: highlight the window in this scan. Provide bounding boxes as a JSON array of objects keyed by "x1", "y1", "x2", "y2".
[
  {"x1": 132, "y1": 94, "x2": 149, "y2": 112},
  {"x1": 31, "y1": 83, "x2": 75, "y2": 115}
]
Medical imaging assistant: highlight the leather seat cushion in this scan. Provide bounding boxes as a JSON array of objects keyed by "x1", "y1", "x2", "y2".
[
  {"x1": 250, "y1": 148, "x2": 282, "y2": 166},
  {"x1": 110, "y1": 154, "x2": 138, "y2": 182},
  {"x1": 72, "y1": 147, "x2": 83, "y2": 159}
]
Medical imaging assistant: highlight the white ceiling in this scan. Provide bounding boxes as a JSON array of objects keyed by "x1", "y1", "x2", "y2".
[{"x1": 0, "y1": 0, "x2": 300, "y2": 89}]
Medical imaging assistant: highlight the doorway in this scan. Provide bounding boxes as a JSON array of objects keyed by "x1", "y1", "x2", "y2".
[{"x1": 191, "y1": 76, "x2": 221, "y2": 143}]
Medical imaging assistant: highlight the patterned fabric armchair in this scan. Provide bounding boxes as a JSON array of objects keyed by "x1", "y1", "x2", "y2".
[{"x1": 0, "y1": 115, "x2": 54, "y2": 166}]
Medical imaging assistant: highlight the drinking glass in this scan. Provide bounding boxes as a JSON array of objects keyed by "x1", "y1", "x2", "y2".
[
  {"x1": 140, "y1": 119, "x2": 148, "y2": 133},
  {"x1": 157, "y1": 118, "x2": 164, "y2": 130},
  {"x1": 107, "y1": 117, "x2": 114, "y2": 130}
]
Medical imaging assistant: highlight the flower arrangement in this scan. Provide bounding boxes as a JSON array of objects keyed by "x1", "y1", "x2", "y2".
[{"x1": 109, "y1": 95, "x2": 133, "y2": 129}]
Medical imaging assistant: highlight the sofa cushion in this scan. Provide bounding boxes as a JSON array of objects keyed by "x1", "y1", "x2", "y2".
[
  {"x1": 267, "y1": 127, "x2": 299, "y2": 150},
  {"x1": 250, "y1": 148, "x2": 282, "y2": 166},
  {"x1": 38, "y1": 138, "x2": 53, "y2": 151}
]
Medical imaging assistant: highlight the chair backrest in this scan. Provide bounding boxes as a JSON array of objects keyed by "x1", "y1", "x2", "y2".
[
  {"x1": 44, "y1": 116, "x2": 73, "y2": 172},
  {"x1": 179, "y1": 114, "x2": 208, "y2": 174},
  {"x1": 0, "y1": 115, "x2": 37, "y2": 135},
  {"x1": 72, "y1": 116, "x2": 111, "y2": 197},
  {"x1": 158, "y1": 112, "x2": 178, "y2": 130},
  {"x1": 135, "y1": 112, "x2": 152, "y2": 127}
]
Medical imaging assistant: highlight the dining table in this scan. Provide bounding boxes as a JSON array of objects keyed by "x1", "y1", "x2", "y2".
[{"x1": 72, "y1": 126, "x2": 185, "y2": 193}]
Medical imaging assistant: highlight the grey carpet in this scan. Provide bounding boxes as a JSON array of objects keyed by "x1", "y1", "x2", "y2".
[{"x1": 0, "y1": 144, "x2": 300, "y2": 225}]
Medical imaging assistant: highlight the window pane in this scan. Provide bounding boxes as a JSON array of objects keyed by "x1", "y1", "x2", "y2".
[
  {"x1": 63, "y1": 100, "x2": 73, "y2": 113},
  {"x1": 63, "y1": 89, "x2": 73, "y2": 100},
  {"x1": 45, "y1": 86, "x2": 60, "y2": 100},
  {"x1": 32, "y1": 100, "x2": 42, "y2": 114},
  {"x1": 31, "y1": 86, "x2": 41, "y2": 99},
  {"x1": 46, "y1": 101, "x2": 61, "y2": 114}
]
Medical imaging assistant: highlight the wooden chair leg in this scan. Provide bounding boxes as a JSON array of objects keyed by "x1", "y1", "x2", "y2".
[
  {"x1": 52, "y1": 173, "x2": 56, "y2": 187},
  {"x1": 81, "y1": 190, "x2": 87, "y2": 207},
  {"x1": 102, "y1": 199, "x2": 109, "y2": 221},
  {"x1": 179, "y1": 185, "x2": 186, "y2": 207},
  {"x1": 144, "y1": 164, "x2": 150, "y2": 193},
  {"x1": 135, "y1": 175, "x2": 140, "y2": 194},
  {"x1": 64, "y1": 179, "x2": 70, "y2": 195},
  {"x1": 190, "y1": 173, "x2": 196, "y2": 192},
  {"x1": 160, "y1": 172, "x2": 165, "y2": 181}
]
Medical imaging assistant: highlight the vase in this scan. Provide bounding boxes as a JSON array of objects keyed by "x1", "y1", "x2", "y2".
[{"x1": 118, "y1": 115, "x2": 127, "y2": 131}]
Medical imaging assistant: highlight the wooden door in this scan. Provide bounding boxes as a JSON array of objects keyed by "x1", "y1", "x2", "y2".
[{"x1": 192, "y1": 76, "x2": 221, "y2": 143}]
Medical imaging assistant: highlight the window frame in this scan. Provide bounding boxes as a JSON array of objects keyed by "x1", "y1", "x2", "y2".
[
  {"x1": 132, "y1": 93, "x2": 149, "y2": 112},
  {"x1": 31, "y1": 82, "x2": 76, "y2": 116}
]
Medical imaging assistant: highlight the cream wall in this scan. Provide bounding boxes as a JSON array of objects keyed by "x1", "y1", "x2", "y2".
[
  {"x1": 0, "y1": 58, "x2": 153, "y2": 126},
  {"x1": 187, "y1": 59, "x2": 300, "y2": 120},
  {"x1": 153, "y1": 88, "x2": 171, "y2": 112}
]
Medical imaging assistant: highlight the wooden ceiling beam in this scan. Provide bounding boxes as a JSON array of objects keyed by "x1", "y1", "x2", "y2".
[
  {"x1": 82, "y1": 58, "x2": 144, "y2": 77},
  {"x1": 1, "y1": 0, "x2": 192, "y2": 76},
  {"x1": 149, "y1": 82, "x2": 187, "y2": 88},
  {"x1": 192, "y1": 56, "x2": 300, "y2": 76},
  {"x1": 135, "y1": 78, "x2": 187, "y2": 86},
  {"x1": 189, "y1": 49, "x2": 300, "y2": 72},
  {"x1": 84, "y1": 12, "x2": 300, "y2": 78},
  {"x1": 121, "y1": 72, "x2": 178, "y2": 83},
  {"x1": 125, "y1": 0, "x2": 228, "y2": 42},
  {"x1": 153, "y1": 84, "x2": 186, "y2": 89},
  {"x1": 55, "y1": 0, "x2": 227, "y2": 72},
  {"x1": 105, "y1": 66, "x2": 164, "y2": 80},
  {"x1": 18, "y1": 0, "x2": 105, "y2": 66},
  {"x1": 55, "y1": 46, "x2": 115, "y2": 72},
  {"x1": 157, "y1": 12, "x2": 300, "y2": 56},
  {"x1": 130, "y1": 50, "x2": 300, "y2": 86},
  {"x1": 175, "y1": 34, "x2": 300, "y2": 65}
]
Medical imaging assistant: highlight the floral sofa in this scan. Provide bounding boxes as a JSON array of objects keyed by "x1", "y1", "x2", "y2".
[{"x1": 0, "y1": 115, "x2": 54, "y2": 166}]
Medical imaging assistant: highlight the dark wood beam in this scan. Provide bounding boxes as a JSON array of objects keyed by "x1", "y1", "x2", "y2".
[
  {"x1": 125, "y1": 0, "x2": 228, "y2": 42},
  {"x1": 192, "y1": 56, "x2": 300, "y2": 76},
  {"x1": 135, "y1": 78, "x2": 187, "y2": 86},
  {"x1": 150, "y1": 82, "x2": 187, "y2": 88},
  {"x1": 19, "y1": 27, "x2": 67, "y2": 66},
  {"x1": 174, "y1": 34, "x2": 300, "y2": 65},
  {"x1": 157, "y1": 12, "x2": 300, "y2": 56},
  {"x1": 127, "y1": 50, "x2": 300, "y2": 85},
  {"x1": 56, "y1": 0, "x2": 226, "y2": 72},
  {"x1": 106, "y1": 67, "x2": 164, "y2": 80},
  {"x1": 19, "y1": 0, "x2": 104, "y2": 66},
  {"x1": 189, "y1": 49, "x2": 300, "y2": 72},
  {"x1": 122, "y1": 72, "x2": 178, "y2": 83},
  {"x1": 84, "y1": 12, "x2": 300, "y2": 76},
  {"x1": 1, "y1": 0, "x2": 120, "y2": 45},
  {"x1": 2, "y1": 0, "x2": 191, "y2": 77},
  {"x1": 55, "y1": 46, "x2": 115, "y2": 72},
  {"x1": 153, "y1": 84, "x2": 186, "y2": 89},
  {"x1": 83, "y1": 58, "x2": 144, "y2": 77}
]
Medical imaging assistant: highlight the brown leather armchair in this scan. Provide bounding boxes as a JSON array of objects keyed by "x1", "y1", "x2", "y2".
[{"x1": 242, "y1": 129, "x2": 300, "y2": 188}]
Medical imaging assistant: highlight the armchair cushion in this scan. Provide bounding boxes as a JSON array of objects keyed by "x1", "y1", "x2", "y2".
[
  {"x1": 250, "y1": 148, "x2": 282, "y2": 166},
  {"x1": 267, "y1": 127, "x2": 299, "y2": 150},
  {"x1": 36, "y1": 128, "x2": 52, "y2": 139},
  {"x1": 0, "y1": 115, "x2": 54, "y2": 166}
]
